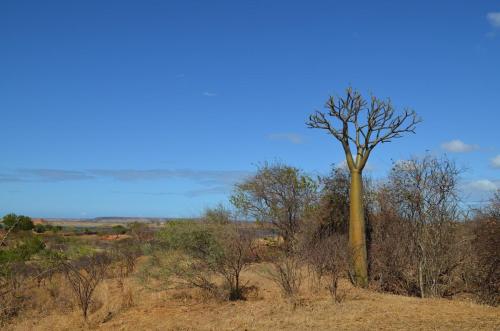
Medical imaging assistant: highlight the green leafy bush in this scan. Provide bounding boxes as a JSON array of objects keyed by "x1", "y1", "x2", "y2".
[
  {"x1": 2, "y1": 214, "x2": 34, "y2": 232},
  {"x1": 145, "y1": 220, "x2": 257, "y2": 300},
  {"x1": 0, "y1": 235, "x2": 45, "y2": 264},
  {"x1": 34, "y1": 224, "x2": 46, "y2": 233},
  {"x1": 111, "y1": 225, "x2": 127, "y2": 235}
]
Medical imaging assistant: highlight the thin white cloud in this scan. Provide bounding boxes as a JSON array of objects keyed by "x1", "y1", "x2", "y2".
[
  {"x1": 0, "y1": 168, "x2": 252, "y2": 188},
  {"x1": 335, "y1": 159, "x2": 374, "y2": 171},
  {"x1": 202, "y1": 92, "x2": 217, "y2": 97},
  {"x1": 336, "y1": 160, "x2": 349, "y2": 170},
  {"x1": 467, "y1": 179, "x2": 498, "y2": 192},
  {"x1": 267, "y1": 133, "x2": 304, "y2": 144},
  {"x1": 18, "y1": 169, "x2": 94, "y2": 181},
  {"x1": 487, "y1": 12, "x2": 500, "y2": 28},
  {"x1": 88, "y1": 169, "x2": 250, "y2": 185},
  {"x1": 491, "y1": 155, "x2": 500, "y2": 169},
  {"x1": 441, "y1": 139, "x2": 479, "y2": 153}
]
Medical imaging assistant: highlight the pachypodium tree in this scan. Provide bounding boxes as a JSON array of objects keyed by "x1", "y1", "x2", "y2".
[{"x1": 307, "y1": 87, "x2": 420, "y2": 287}]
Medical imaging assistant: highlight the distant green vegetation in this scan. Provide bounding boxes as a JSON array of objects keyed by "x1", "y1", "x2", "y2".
[{"x1": 2, "y1": 213, "x2": 34, "y2": 232}]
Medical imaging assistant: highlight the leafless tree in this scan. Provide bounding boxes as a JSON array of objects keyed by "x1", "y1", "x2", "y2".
[
  {"x1": 377, "y1": 155, "x2": 462, "y2": 298},
  {"x1": 469, "y1": 191, "x2": 499, "y2": 305},
  {"x1": 61, "y1": 253, "x2": 112, "y2": 320},
  {"x1": 302, "y1": 234, "x2": 349, "y2": 302},
  {"x1": 307, "y1": 87, "x2": 420, "y2": 286},
  {"x1": 264, "y1": 254, "x2": 303, "y2": 299},
  {"x1": 0, "y1": 262, "x2": 28, "y2": 324},
  {"x1": 128, "y1": 222, "x2": 154, "y2": 243},
  {"x1": 111, "y1": 240, "x2": 141, "y2": 289}
]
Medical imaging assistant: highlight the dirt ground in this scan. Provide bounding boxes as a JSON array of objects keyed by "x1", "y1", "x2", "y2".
[{"x1": 8, "y1": 264, "x2": 500, "y2": 331}]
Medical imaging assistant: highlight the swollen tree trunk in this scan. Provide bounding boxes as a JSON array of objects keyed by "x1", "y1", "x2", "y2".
[
  {"x1": 349, "y1": 170, "x2": 368, "y2": 287},
  {"x1": 307, "y1": 88, "x2": 420, "y2": 287}
]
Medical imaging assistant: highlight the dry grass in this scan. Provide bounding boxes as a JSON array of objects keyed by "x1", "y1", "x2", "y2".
[{"x1": 6, "y1": 264, "x2": 500, "y2": 331}]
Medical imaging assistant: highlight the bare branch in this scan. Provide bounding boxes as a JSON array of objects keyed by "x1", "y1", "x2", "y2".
[{"x1": 307, "y1": 88, "x2": 420, "y2": 171}]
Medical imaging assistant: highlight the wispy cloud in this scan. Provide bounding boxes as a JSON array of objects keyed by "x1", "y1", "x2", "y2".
[
  {"x1": 335, "y1": 159, "x2": 374, "y2": 171},
  {"x1": 487, "y1": 12, "x2": 500, "y2": 28},
  {"x1": 491, "y1": 155, "x2": 500, "y2": 169},
  {"x1": 441, "y1": 139, "x2": 479, "y2": 153},
  {"x1": 0, "y1": 168, "x2": 252, "y2": 197},
  {"x1": 88, "y1": 169, "x2": 250, "y2": 185},
  {"x1": 113, "y1": 186, "x2": 231, "y2": 198},
  {"x1": 202, "y1": 91, "x2": 217, "y2": 97},
  {"x1": 185, "y1": 186, "x2": 230, "y2": 197},
  {"x1": 0, "y1": 174, "x2": 23, "y2": 183},
  {"x1": 19, "y1": 169, "x2": 95, "y2": 182},
  {"x1": 111, "y1": 190, "x2": 177, "y2": 197},
  {"x1": 465, "y1": 179, "x2": 499, "y2": 192},
  {"x1": 0, "y1": 169, "x2": 94, "y2": 182},
  {"x1": 0, "y1": 168, "x2": 251, "y2": 188},
  {"x1": 267, "y1": 133, "x2": 304, "y2": 144}
]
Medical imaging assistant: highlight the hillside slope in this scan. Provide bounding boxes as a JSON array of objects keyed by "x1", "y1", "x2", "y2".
[{"x1": 9, "y1": 265, "x2": 500, "y2": 331}]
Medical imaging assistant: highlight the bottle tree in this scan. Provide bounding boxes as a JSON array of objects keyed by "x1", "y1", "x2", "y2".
[{"x1": 307, "y1": 87, "x2": 420, "y2": 287}]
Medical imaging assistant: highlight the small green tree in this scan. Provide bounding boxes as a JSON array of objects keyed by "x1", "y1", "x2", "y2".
[
  {"x1": 34, "y1": 224, "x2": 46, "y2": 233},
  {"x1": 111, "y1": 225, "x2": 127, "y2": 235},
  {"x1": 231, "y1": 163, "x2": 318, "y2": 250},
  {"x1": 203, "y1": 204, "x2": 232, "y2": 225},
  {"x1": 2, "y1": 214, "x2": 34, "y2": 232},
  {"x1": 151, "y1": 220, "x2": 257, "y2": 300}
]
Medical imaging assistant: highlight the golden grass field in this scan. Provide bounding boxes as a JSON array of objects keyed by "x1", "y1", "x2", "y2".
[{"x1": 7, "y1": 263, "x2": 500, "y2": 331}]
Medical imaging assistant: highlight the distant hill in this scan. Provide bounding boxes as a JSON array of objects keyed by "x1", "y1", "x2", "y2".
[{"x1": 43, "y1": 217, "x2": 198, "y2": 224}]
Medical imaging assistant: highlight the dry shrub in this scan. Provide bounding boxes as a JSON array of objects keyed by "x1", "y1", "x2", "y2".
[
  {"x1": 120, "y1": 286, "x2": 135, "y2": 309},
  {"x1": 0, "y1": 263, "x2": 27, "y2": 324},
  {"x1": 369, "y1": 156, "x2": 466, "y2": 299},
  {"x1": 171, "y1": 290, "x2": 193, "y2": 301},
  {"x1": 369, "y1": 211, "x2": 421, "y2": 295},
  {"x1": 110, "y1": 239, "x2": 141, "y2": 290},
  {"x1": 61, "y1": 253, "x2": 113, "y2": 320},
  {"x1": 311, "y1": 236, "x2": 349, "y2": 302},
  {"x1": 264, "y1": 254, "x2": 303, "y2": 299},
  {"x1": 469, "y1": 214, "x2": 499, "y2": 305},
  {"x1": 0, "y1": 259, "x2": 57, "y2": 324},
  {"x1": 143, "y1": 220, "x2": 258, "y2": 301},
  {"x1": 113, "y1": 240, "x2": 141, "y2": 276},
  {"x1": 44, "y1": 274, "x2": 75, "y2": 312},
  {"x1": 128, "y1": 222, "x2": 154, "y2": 243}
]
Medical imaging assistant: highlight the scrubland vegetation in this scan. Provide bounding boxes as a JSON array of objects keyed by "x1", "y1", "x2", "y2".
[
  {"x1": 0, "y1": 157, "x2": 499, "y2": 330},
  {"x1": 1, "y1": 89, "x2": 498, "y2": 330}
]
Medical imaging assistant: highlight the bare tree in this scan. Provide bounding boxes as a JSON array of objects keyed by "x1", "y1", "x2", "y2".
[
  {"x1": 302, "y1": 234, "x2": 349, "y2": 302},
  {"x1": 469, "y1": 190, "x2": 499, "y2": 305},
  {"x1": 264, "y1": 254, "x2": 303, "y2": 299},
  {"x1": 128, "y1": 222, "x2": 154, "y2": 243},
  {"x1": 382, "y1": 155, "x2": 462, "y2": 298},
  {"x1": 61, "y1": 253, "x2": 112, "y2": 320},
  {"x1": 213, "y1": 223, "x2": 258, "y2": 300},
  {"x1": 307, "y1": 87, "x2": 419, "y2": 286}
]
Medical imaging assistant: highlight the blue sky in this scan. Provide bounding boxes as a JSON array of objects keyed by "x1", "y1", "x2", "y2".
[{"x1": 1, "y1": 1, "x2": 499, "y2": 218}]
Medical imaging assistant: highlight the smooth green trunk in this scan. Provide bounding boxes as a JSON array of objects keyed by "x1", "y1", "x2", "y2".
[{"x1": 349, "y1": 170, "x2": 368, "y2": 287}]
